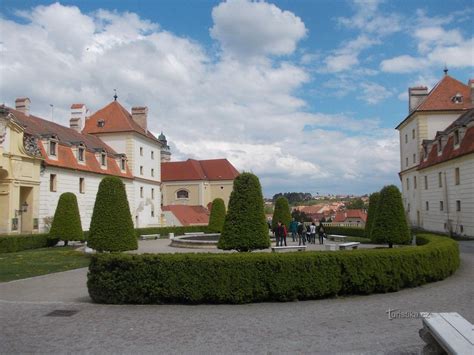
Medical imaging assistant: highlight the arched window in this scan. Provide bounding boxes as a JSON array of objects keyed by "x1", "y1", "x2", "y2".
[{"x1": 176, "y1": 189, "x2": 189, "y2": 199}]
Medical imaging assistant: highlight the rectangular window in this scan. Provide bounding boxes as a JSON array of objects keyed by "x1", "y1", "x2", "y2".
[
  {"x1": 438, "y1": 138, "x2": 442, "y2": 153},
  {"x1": 140, "y1": 166, "x2": 143, "y2": 175},
  {"x1": 414, "y1": 176, "x2": 417, "y2": 189},
  {"x1": 140, "y1": 187, "x2": 144, "y2": 198},
  {"x1": 151, "y1": 188, "x2": 154, "y2": 199},
  {"x1": 406, "y1": 177, "x2": 410, "y2": 190},
  {"x1": 406, "y1": 157, "x2": 408, "y2": 167},
  {"x1": 407, "y1": 203, "x2": 410, "y2": 212},
  {"x1": 454, "y1": 130, "x2": 459, "y2": 145},
  {"x1": 151, "y1": 210, "x2": 155, "y2": 217},
  {"x1": 440, "y1": 201, "x2": 443, "y2": 211},
  {"x1": 413, "y1": 153, "x2": 416, "y2": 163},
  {"x1": 50, "y1": 174, "x2": 57, "y2": 192},
  {"x1": 456, "y1": 200, "x2": 461, "y2": 212},
  {"x1": 101, "y1": 153, "x2": 106, "y2": 167},
  {"x1": 438, "y1": 172, "x2": 443, "y2": 187},
  {"x1": 121, "y1": 158, "x2": 126, "y2": 171},
  {"x1": 412, "y1": 128, "x2": 415, "y2": 139},
  {"x1": 79, "y1": 177, "x2": 85, "y2": 194},
  {"x1": 140, "y1": 147, "x2": 143, "y2": 156},
  {"x1": 455, "y1": 168, "x2": 460, "y2": 185},
  {"x1": 425, "y1": 201, "x2": 429, "y2": 211},
  {"x1": 50, "y1": 141, "x2": 57, "y2": 156},
  {"x1": 151, "y1": 151, "x2": 154, "y2": 160},
  {"x1": 78, "y1": 148, "x2": 84, "y2": 162},
  {"x1": 405, "y1": 134, "x2": 408, "y2": 144},
  {"x1": 424, "y1": 175, "x2": 428, "y2": 190},
  {"x1": 151, "y1": 168, "x2": 154, "y2": 177}
]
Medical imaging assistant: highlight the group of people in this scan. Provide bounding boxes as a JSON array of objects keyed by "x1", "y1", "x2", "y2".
[{"x1": 272, "y1": 219, "x2": 326, "y2": 246}]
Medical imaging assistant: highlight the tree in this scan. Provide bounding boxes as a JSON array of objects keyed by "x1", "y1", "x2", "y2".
[
  {"x1": 291, "y1": 209, "x2": 312, "y2": 223},
  {"x1": 218, "y1": 173, "x2": 270, "y2": 252},
  {"x1": 346, "y1": 198, "x2": 366, "y2": 209},
  {"x1": 365, "y1": 192, "x2": 380, "y2": 240},
  {"x1": 88, "y1": 177, "x2": 137, "y2": 252},
  {"x1": 371, "y1": 185, "x2": 410, "y2": 248},
  {"x1": 49, "y1": 192, "x2": 83, "y2": 245},
  {"x1": 272, "y1": 197, "x2": 292, "y2": 230},
  {"x1": 208, "y1": 198, "x2": 226, "y2": 232}
]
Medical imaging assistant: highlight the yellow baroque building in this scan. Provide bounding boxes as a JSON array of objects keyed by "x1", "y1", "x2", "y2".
[{"x1": 0, "y1": 104, "x2": 43, "y2": 234}]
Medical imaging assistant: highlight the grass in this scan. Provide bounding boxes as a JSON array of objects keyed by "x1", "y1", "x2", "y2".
[{"x1": 0, "y1": 246, "x2": 91, "y2": 282}]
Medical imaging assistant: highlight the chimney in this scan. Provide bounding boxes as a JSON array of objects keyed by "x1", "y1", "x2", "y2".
[
  {"x1": 15, "y1": 97, "x2": 31, "y2": 116},
  {"x1": 131, "y1": 106, "x2": 148, "y2": 131},
  {"x1": 69, "y1": 103, "x2": 89, "y2": 133},
  {"x1": 408, "y1": 87, "x2": 428, "y2": 113},
  {"x1": 469, "y1": 79, "x2": 474, "y2": 108}
]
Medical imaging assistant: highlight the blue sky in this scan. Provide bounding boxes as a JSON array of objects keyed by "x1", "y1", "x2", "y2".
[{"x1": 1, "y1": 0, "x2": 473, "y2": 196}]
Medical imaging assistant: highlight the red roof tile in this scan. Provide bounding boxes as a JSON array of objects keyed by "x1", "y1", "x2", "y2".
[
  {"x1": 163, "y1": 205, "x2": 210, "y2": 226},
  {"x1": 333, "y1": 209, "x2": 367, "y2": 223},
  {"x1": 162, "y1": 159, "x2": 239, "y2": 181},
  {"x1": 71, "y1": 103, "x2": 85, "y2": 109},
  {"x1": 416, "y1": 75, "x2": 471, "y2": 111},
  {"x1": 84, "y1": 101, "x2": 159, "y2": 142}
]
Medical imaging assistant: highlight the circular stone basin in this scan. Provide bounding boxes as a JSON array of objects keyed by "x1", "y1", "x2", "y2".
[{"x1": 170, "y1": 233, "x2": 220, "y2": 249}]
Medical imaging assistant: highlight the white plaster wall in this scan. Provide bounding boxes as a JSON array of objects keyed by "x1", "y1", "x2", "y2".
[
  {"x1": 399, "y1": 119, "x2": 419, "y2": 171},
  {"x1": 425, "y1": 113, "x2": 462, "y2": 139},
  {"x1": 132, "y1": 134, "x2": 161, "y2": 182},
  {"x1": 162, "y1": 211, "x2": 182, "y2": 227},
  {"x1": 38, "y1": 167, "x2": 134, "y2": 233},
  {"x1": 96, "y1": 134, "x2": 127, "y2": 154}
]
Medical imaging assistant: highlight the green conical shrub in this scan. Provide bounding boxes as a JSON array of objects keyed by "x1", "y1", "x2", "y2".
[
  {"x1": 49, "y1": 192, "x2": 83, "y2": 245},
  {"x1": 272, "y1": 197, "x2": 292, "y2": 230},
  {"x1": 371, "y1": 185, "x2": 410, "y2": 247},
  {"x1": 218, "y1": 172, "x2": 270, "y2": 252},
  {"x1": 365, "y1": 192, "x2": 380, "y2": 240},
  {"x1": 208, "y1": 198, "x2": 226, "y2": 232},
  {"x1": 88, "y1": 177, "x2": 137, "y2": 252}
]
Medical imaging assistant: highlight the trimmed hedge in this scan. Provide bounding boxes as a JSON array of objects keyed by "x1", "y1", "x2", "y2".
[
  {"x1": 272, "y1": 197, "x2": 292, "y2": 230},
  {"x1": 208, "y1": 198, "x2": 226, "y2": 233},
  {"x1": 87, "y1": 234, "x2": 459, "y2": 304},
  {"x1": 50, "y1": 192, "x2": 83, "y2": 243},
  {"x1": 324, "y1": 226, "x2": 366, "y2": 238},
  {"x1": 0, "y1": 234, "x2": 58, "y2": 253}
]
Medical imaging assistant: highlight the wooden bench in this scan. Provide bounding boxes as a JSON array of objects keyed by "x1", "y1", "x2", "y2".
[
  {"x1": 339, "y1": 242, "x2": 360, "y2": 250},
  {"x1": 329, "y1": 235, "x2": 348, "y2": 242},
  {"x1": 271, "y1": 246, "x2": 307, "y2": 252},
  {"x1": 419, "y1": 312, "x2": 473, "y2": 354},
  {"x1": 140, "y1": 234, "x2": 160, "y2": 240}
]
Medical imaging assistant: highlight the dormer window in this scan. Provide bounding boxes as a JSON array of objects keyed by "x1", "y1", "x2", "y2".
[
  {"x1": 454, "y1": 130, "x2": 460, "y2": 146},
  {"x1": 423, "y1": 146, "x2": 428, "y2": 160},
  {"x1": 97, "y1": 119, "x2": 105, "y2": 128},
  {"x1": 101, "y1": 152, "x2": 107, "y2": 167},
  {"x1": 78, "y1": 147, "x2": 85, "y2": 162},
  {"x1": 49, "y1": 140, "x2": 57, "y2": 156},
  {"x1": 120, "y1": 157, "x2": 126, "y2": 171},
  {"x1": 437, "y1": 138, "x2": 442, "y2": 153},
  {"x1": 451, "y1": 93, "x2": 463, "y2": 104}
]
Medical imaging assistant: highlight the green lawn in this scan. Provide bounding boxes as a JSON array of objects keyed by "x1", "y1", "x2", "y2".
[{"x1": 0, "y1": 247, "x2": 91, "y2": 282}]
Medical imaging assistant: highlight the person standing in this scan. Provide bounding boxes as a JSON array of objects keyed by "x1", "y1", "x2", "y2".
[
  {"x1": 318, "y1": 223, "x2": 325, "y2": 245},
  {"x1": 310, "y1": 222, "x2": 317, "y2": 244},
  {"x1": 297, "y1": 221, "x2": 305, "y2": 246},
  {"x1": 274, "y1": 221, "x2": 285, "y2": 247},
  {"x1": 290, "y1": 218, "x2": 298, "y2": 242}
]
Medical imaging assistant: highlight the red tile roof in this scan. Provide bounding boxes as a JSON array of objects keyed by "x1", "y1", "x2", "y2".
[
  {"x1": 418, "y1": 111, "x2": 474, "y2": 170},
  {"x1": 6, "y1": 106, "x2": 132, "y2": 179},
  {"x1": 333, "y1": 209, "x2": 367, "y2": 223},
  {"x1": 84, "y1": 101, "x2": 159, "y2": 142},
  {"x1": 163, "y1": 205, "x2": 210, "y2": 226},
  {"x1": 396, "y1": 75, "x2": 472, "y2": 129},
  {"x1": 162, "y1": 159, "x2": 239, "y2": 182},
  {"x1": 71, "y1": 103, "x2": 85, "y2": 109}
]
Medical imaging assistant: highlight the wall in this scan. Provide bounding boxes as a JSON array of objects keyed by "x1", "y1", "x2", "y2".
[
  {"x1": 209, "y1": 180, "x2": 234, "y2": 209},
  {"x1": 162, "y1": 181, "x2": 202, "y2": 206}
]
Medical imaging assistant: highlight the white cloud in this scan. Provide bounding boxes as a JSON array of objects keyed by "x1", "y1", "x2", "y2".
[
  {"x1": 210, "y1": 0, "x2": 307, "y2": 58},
  {"x1": 0, "y1": 2, "x2": 400, "y2": 195},
  {"x1": 380, "y1": 55, "x2": 422, "y2": 73},
  {"x1": 357, "y1": 82, "x2": 393, "y2": 105},
  {"x1": 414, "y1": 26, "x2": 463, "y2": 54}
]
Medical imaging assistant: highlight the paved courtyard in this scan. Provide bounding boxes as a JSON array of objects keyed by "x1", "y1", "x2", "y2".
[{"x1": 0, "y1": 241, "x2": 472, "y2": 354}]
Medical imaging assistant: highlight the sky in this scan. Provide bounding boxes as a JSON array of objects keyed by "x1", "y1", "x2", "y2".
[{"x1": 1, "y1": 0, "x2": 473, "y2": 197}]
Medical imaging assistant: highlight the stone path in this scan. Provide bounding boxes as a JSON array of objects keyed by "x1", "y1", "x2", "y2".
[{"x1": 0, "y1": 241, "x2": 472, "y2": 354}]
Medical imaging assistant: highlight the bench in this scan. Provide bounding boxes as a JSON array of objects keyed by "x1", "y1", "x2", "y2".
[
  {"x1": 325, "y1": 244, "x2": 338, "y2": 251},
  {"x1": 184, "y1": 232, "x2": 205, "y2": 235},
  {"x1": 338, "y1": 242, "x2": 360, "y2": 250},
  {"x1": 271, "y1": 246, "x2": 307, "y2": 252},
  {"x1": 140, "y1": 234, "x2": 160, "y2": 240},
  {"x1": 329, "y1": 235, "x2": 348, "y2": 242},
  {"x1": 419, "y1": 312, "x2": 473, "y2": 354}
]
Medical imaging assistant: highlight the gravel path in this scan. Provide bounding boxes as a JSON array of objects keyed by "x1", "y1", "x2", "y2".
[{"x1": 0, "y1": 241, "x2": 472, "y2": 354}]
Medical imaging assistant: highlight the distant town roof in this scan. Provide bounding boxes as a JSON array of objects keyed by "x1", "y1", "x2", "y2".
[{"x1": 333, "y1": 209, "x2": 367, "y2": 223}]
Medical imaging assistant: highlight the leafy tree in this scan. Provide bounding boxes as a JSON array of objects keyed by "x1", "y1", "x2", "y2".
[
  {"x1": 264, "y1": 204, "x2": 274, "y2": 214},
  {"x1": 371, "y1": 185, "x2": 410, "y2": 248},
  {"x1": 208, "y1": 198, "x2": 226, "y2": 232},
  {"x1": 365, "y1": 192, "x2": 380, "y2": 240},
  {"x1": 49, "y1": 192, "x2": 83, "y2": 245},
  {"x1": 272, "y1": 197, "x2": 292, "y2": 230},
  {"x1": 291, "y1": 209, "x2": 312, "y2": 222},
  {"x1": 218, "y1": 173, "x2": 270, "y2": 252},
  {"x1": 88, "y1": 177, "x2": 137, "y2": 252},
  {"x1": 346, "y1": 198, "x2": 366, "y2": 209},
  {"x1": 272, "y1": 192, "x2": 312, "y2": 204}
]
